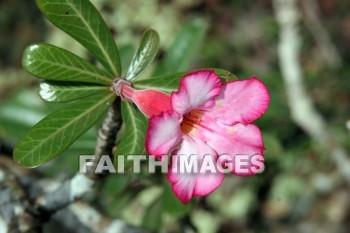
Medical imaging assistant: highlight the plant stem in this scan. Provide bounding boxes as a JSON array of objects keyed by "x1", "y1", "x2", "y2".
[{"x1": 87, "y1": 97, "x2": 123, "y2": 179}]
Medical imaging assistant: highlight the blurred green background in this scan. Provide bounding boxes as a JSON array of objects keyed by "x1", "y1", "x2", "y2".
[{"x1": 1, "y1": 0, "x2": 350, "y2": 232}]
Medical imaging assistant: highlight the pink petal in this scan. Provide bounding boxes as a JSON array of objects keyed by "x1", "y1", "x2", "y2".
[
  {"x1": 168, "y1": 136, "x2": 224, "y2": 204},
  {"x1": 209, "y1": 77, "x2": 270, "y2": 125},
  {"x1": 145, "y1": 111, "x2": 182, "y2": 158},
  {"x1": 132, "y1": 89, "x2": 172, "y2": 117},
  {"x1": 202, "y1": 121, "x2": 265, "y2": 176},
  {"x1": 171, "y1": 70, "x2": 221, "y2": 115}
]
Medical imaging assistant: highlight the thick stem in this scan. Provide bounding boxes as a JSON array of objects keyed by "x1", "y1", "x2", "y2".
[{"x1": 86, "y1": 98, "x2": 123, "y2": 179}]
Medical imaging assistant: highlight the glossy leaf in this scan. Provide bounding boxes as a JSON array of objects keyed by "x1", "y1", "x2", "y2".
[
  {"x1": 154, "y1": 18, "x2": 207, "y2": 75},
  {"x1": 40, "y1": 81, "x2": 109, "y2": 103},
  {"x1": 37, "y1": 0, "x2": 121, "y2": 76},
  {"x1": 119, "y1": 44, "x2": 135, "y2": 75},
  {"x1": 132, "y1": 69, "x2": 236, "y2": 94},
  {"x1": 114, "y1": 101, "x2": 147, "y2": 170},
  {"x1": 125, "y1": 29, "x2": 160, "y2": 81},
  {"x1": 14, "y1": 93, "x2": 115, "y2": 167},
  {"x1": 23, "y1": 43, "x2": 113, "y2": 85}
]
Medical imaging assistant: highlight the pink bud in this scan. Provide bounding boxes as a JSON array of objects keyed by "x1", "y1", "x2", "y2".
[
  {"x1": 132, "y1": 89, "x2": 172, "y2": 117},
  {"x1": 113, "y1": 79, "x2": 172, "y2": 117}
]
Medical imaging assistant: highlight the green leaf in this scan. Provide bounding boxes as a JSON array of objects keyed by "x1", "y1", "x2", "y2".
[
  {"x1": 14, "y1": 93, "x2": 115, "y2": 167},
  {"x1": 213, "y1": 68, "x2": 238, "y2": 81},
  {"x1": 114, "y1": 101, "x2": 147, "y2": 170},
  {"x1": 40, "y1": 81, "x2": 109, "y2": 103},
  {"x1": 132, "y1": 72, "x2": 186, "y2": 94},
  {"x1": 125, "y1": 29, "x2": 160, "y2": 81},
  {"x1": 119, "y1": 44, "x2": 135, "y2": 75},
  {"x1": 37, "y1": 0, "x2": 121, "y2": 76},
  {"x1": 154, "y1": 18, "x2": 207, "y2": 75},
  {"x1": 142, "y1": 198, "x2": 163, "y2": 231},
  {"x1": 132, "y1": 69, "x2": 237, "y2": 94},
  {"x1": 23, "y1": 43, "x2": 113, "y2": 85},
  {"x1": 162, "y1": 182, "x2": 192, "y2": 217}
]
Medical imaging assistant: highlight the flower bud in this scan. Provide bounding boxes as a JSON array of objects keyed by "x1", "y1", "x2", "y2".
[{"x1": 113, "y1": 79, "x2": 172, "y2": 117}]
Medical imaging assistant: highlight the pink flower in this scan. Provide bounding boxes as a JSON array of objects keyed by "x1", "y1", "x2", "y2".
[{"x1": 145, "y1": 70, "x2": 270, "y2": 203}]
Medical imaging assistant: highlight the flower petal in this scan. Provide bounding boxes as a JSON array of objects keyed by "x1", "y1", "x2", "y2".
[
  {"x1": 209, "y1": 77, "x2": 270, "y2": 125},
  {"x1": 168, "y1": 136, "x2": 224, "y2": 204},
  {"x1": 203, "y1": 121, "x2": 265, "y2": 176},
  {"x1": 145, "y1": 111, "x2": 182, "y2": 157},
  {"x1": 171, "y1": 70, "x2": 221, "y2": 115}
]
